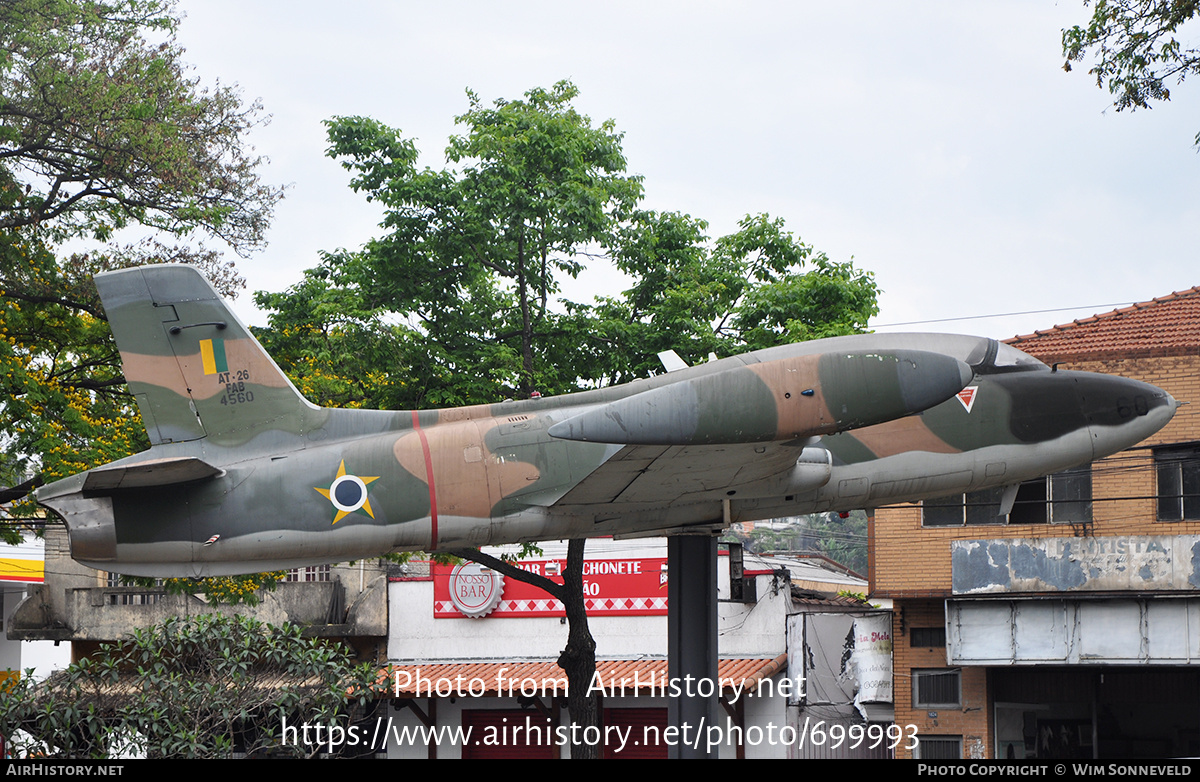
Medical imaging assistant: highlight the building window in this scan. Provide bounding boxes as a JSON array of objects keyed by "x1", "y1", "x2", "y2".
[
  {"x1": 286, "y1": 565, "x2": 331, "y2": 582},
  {"x1": 1156, "y1": 445, "x2": 1200, "y2": 521},
  {"x1": 911, "y1": 627, "x2": 946, "y2": 648},
  {"x1": 912, "y1": 669, "x2": 961, "y2": 708},
  {"x1": 916, "y1": 736, "x2": 963, "y2": 759},
  {"x1": 922, "y1": 466, "x2": 1091, "y2": 526}
]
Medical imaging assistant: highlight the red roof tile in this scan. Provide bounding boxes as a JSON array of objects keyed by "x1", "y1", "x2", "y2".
[
  {"x1": 384, "y1": 656, "x2": 788, "y2": 698},
  {"x1": 1004, "y1": 286, "x2": 1200, "y2": 362}
]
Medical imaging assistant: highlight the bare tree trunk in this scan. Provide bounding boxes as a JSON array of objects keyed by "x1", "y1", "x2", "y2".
[
  {"x1": 557, "y1": 538, "x2": 599, "y2": 758},
  {"x1": 448, "y1": 539, "x2": 600, "y2": 759},
  {"x1": 515, "y1": 228, "x2": 534, "y2": 397}
]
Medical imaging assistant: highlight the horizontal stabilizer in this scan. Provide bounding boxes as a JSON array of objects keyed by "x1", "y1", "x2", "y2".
[
  {"x1": 83, "y1": 457, "x2": 223, "y2": 492},
  {"x1": 548, "y1": 349, "x2": 972, "y2": 445}
]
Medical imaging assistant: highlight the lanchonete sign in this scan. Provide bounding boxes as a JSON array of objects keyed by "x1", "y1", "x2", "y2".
[{"x1": 434, "y1": 557, "x2": 668, "y2": 619}]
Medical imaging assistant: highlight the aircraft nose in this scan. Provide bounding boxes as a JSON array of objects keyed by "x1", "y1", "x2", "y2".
[{"x1": 1078, "y1": 374, "x2": 1176, "y2": 459}]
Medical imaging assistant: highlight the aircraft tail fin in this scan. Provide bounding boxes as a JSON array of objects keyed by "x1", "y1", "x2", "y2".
[{"x1": 96, "y1": 265, "x2": 318, "y2": 447}]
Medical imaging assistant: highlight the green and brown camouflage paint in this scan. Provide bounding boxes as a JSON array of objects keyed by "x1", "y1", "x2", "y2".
[{"x1": 35, "y1": 266, "x2": 1176, "y2": 577}]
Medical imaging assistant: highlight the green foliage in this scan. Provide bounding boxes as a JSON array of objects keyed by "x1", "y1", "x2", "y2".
[
  {"x1": 256, "y1": 83, "x2": 878, "y2": 408},
  {"x1": 0, "y1": 614, "x2": 384, "y2": 758},
  {"x1": 1063, "y1": 0, "x2": 1200, "y2": 144},
  {"x1": 122, "y1": 570, "x2": 288, "y2": 606},
  {"x1": 805, "y1": 510, "x2": 869, "y2": 576},
  {"x1": 0, "y1": 0, "x2": 279, "y2": 248},
  {"x1": 588, "y1": 212, "x2": 878, "y2": 385},
  {"x1": 252, "y1": 268, "x2": 412, "y2": 409},
  {"x1": 311, "y1": 81, "x2": 643, "y2": 402},
  {"x1": 0, "y1": 0, "x2": 281, "y2": 521}
]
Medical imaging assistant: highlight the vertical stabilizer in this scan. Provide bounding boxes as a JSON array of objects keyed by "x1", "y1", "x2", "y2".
[{"x1": 96, "y1": 265, "x2": 318, "y2": 447}]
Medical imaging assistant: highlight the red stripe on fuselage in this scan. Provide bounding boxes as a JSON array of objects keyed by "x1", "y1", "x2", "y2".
[{"x1": 412, "y1": 410, "x2": 439, "y2": 549}]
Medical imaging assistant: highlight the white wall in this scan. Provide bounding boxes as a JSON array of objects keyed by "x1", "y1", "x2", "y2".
[
  {"x1": 384, "y1": 539, "x2": 799, "y2": 758},
  {"x1": 388, "y1": 539, "x2": 791, "y2": 662}
]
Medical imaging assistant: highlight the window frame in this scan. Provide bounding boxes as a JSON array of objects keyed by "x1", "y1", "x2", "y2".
[
  {"x1": 910, "y1": 627, "x2": 947, "y2": 648},
  {"x1": 1155, "y1": 445, "x2": 1200, "y2": 522},
  {"x1": 285, "y1": 564, "x2": 332, "y2": 582},
  {"x1": 915, "y1": 735, "x2": 963, "y2": 759},
  {"x1": 921, "y1": 466, "x2": 1092, "y2": 527},
  {"x1": 912, "y1": 668, "x2": 962, "y2": 709}
]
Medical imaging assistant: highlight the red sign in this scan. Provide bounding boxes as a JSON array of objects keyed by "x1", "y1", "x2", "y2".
[
  {"x1": 956, "y1": 386, "x2": 978, "y2": 413},
  {"x1": 434, "y1": 557, "x2": 668, "y2": 618}
]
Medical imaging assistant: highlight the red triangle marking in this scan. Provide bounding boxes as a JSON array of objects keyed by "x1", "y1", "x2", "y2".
[{"x1": 956, "y1": 386, "x2": 978, "y2": 413}]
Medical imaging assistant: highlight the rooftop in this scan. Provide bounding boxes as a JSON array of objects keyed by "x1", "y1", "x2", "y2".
[
  {"x1": 750, "y1": 552, "x2": 867, "y2": 588},
  {"x1": 1005, "y1": 286, "x2": 1200, "y2": 362}
]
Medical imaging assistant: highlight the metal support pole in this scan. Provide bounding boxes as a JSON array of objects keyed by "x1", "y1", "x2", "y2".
[{"x1": 667, "y1": 534, "x2": 719, "y2": 759}]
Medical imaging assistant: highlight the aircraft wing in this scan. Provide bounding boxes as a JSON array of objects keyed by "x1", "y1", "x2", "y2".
[
  {"x1": 551, "y1": 439, "x2": 819, "y2": 507},
  {"x1": 544, "y1": 344, "x2": 977, "y2": 513}
]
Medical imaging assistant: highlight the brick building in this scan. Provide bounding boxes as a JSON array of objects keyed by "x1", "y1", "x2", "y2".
[{"x1": 871, "y1": 287, "x2": 1200, "y2": 760}]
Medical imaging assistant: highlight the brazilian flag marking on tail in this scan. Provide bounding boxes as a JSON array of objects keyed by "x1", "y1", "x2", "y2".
[{"x1": 200, "y1": 338, "x2": 228, "y2": 375}]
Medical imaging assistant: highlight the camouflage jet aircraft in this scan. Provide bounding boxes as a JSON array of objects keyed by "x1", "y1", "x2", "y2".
[{"x1": 36, "y1": 266, "x2": 1176, "y2": 577}]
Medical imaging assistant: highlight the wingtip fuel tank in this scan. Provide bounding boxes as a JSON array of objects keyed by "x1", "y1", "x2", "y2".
[{"x1": 546, "y1": 350, "x2": 973, "y2": 445}]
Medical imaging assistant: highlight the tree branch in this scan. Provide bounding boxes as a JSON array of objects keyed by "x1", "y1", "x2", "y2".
[
  {"x1": 445, "y1": 547, "x2": 566, "y2": 603},
  {"x1": 0, "y1": 287, "x2": 107, "y2": 320}
]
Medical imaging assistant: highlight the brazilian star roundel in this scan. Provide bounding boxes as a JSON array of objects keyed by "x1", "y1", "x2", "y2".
[{"x1": 315, "y1": 460, "x2": 379, "y2": 524}]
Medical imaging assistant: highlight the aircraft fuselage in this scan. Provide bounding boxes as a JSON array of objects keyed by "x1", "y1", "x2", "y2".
[{"x1": 35, "y1": 267, "x2": 1176, "y2": 577}]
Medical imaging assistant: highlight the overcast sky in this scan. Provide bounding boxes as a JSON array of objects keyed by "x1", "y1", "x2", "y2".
[{"x1": 168, "y1": 1, "x2": 1199, "y2": 341}]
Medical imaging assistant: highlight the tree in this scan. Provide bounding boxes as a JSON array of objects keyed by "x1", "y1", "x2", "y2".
[
  {"x1": 444, "y1": 540, "x2": 600, "y2": 754},
  {"x1": 0, "y1": 614, "x2": 383, "y2": 758},
  {"x1": 255, "y1": 81, "x2": 878, "y2": 760},
  {"x1": 0, "y1": 0, "x2": 277, "y2": 249},
  {"x1": 1063, "y1": 0, "x2": 1200, "y2": 145},
  {"x1": 0, "y1": 0, "x2": 283, "y2": 532},
  {"x1": 252, "y1": 267, "x2": 418, "y2": 410},
  {"x1": 803, "y1": 510, "x2": 869, "y2": 576},
  {"x1": 586, "y1": 210, "x2": 878, "y2": 385},
  {"x1": 320, "y1": 80, "x2": 642, "y2": 402}
]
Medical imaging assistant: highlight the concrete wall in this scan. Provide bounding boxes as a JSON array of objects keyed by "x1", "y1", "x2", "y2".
[
  {"x1": 8, "y1": 527, "x2": 388, "y2": 643},
  {"x1": 388, "y1": 540, "x2": 790, "y2": 662}
]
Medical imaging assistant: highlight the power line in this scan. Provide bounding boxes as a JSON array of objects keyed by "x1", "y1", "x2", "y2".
[{"x1": 871, "y1": 301, "x2": 1138, "y2": 329}]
